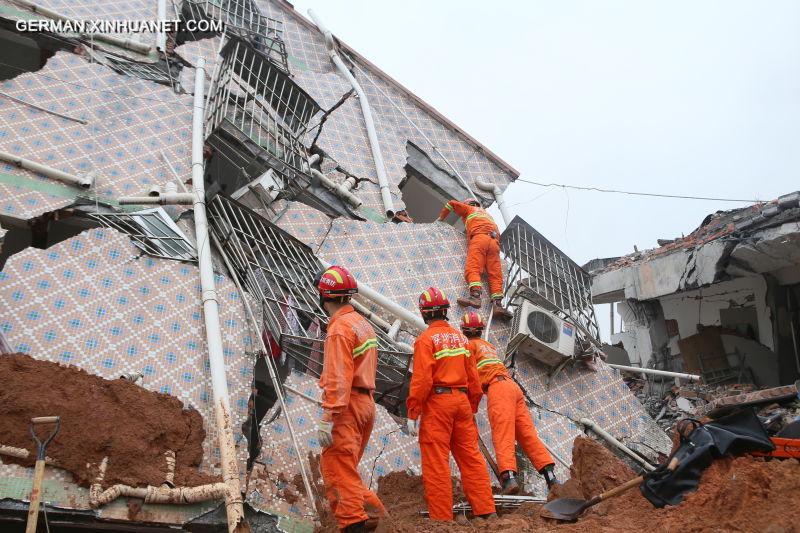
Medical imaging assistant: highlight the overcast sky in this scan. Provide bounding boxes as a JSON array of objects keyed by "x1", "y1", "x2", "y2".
[{"x1": 291, "y1": 1, "x2": 799, "y2": 338}]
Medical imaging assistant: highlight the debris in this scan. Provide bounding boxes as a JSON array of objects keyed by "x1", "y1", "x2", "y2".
[{"x1": 0, "y1": 352, "x2": 216, "y2": 488}]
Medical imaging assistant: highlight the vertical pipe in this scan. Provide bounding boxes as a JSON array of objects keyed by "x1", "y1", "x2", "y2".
[
  {"x1": 610, "y1": 302, "x2": 615, "y2": 337},
  {"x1": 307, "y1": 9, "x2": 395, "y2": 219},
  {"x1": 156, "y1": 0, "x2": 167, "y2": 52},
  {"x1": 190, "y1": 59, "x2": 249, "y2": 533}
]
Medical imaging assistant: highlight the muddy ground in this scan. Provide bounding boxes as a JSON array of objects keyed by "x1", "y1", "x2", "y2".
[
  {"x1": 317, "y1": 435, "x2": 800, "y2": 532},
  {"x1": 0, "y1": 352, "x2": 218, "y2": 488}
]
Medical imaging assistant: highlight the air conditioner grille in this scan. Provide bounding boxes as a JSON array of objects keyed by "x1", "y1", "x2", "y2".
[{"x1": 527, "y1": 311, "x2": 558, "y2": 344}]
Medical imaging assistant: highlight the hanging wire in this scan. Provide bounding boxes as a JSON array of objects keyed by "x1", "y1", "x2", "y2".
[{"x1": 516, "y1": 178, "x2": 760, "y2": 203}]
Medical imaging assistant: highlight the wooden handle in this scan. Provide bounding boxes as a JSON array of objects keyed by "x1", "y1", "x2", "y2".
[
  {"x1": 25, "y1": 459, "x2": 46, "y2": 533},
  {"x1": 31, "y1": 416, "x2": 59, "y2": 424},
  {"x1": 598, "y1": 456, "x2": 680, "y2": 503},
  {"x1": 598, "y1": 475, "x2": 645, "y2": 502}
]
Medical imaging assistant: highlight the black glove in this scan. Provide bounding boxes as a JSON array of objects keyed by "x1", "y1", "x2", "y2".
[{"x1": 539, "y1": 463, "x2": 557, "y2": 488}]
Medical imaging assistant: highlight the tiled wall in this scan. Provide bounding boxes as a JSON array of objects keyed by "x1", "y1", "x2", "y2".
[{"x1": 0, "y1": 0, "x2": 669, "y2": 529}]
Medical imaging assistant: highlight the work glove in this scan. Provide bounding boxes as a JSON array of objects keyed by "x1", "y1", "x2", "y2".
[
  {"x1": 539, "y1": 463, "x2": 558, "y2": 488},
  {"x1": 406, "y1": 418, "x2": 419, "y2": 437},
  {"x1": 317, "y1": 420, "x2": 334, "y2": 448}
]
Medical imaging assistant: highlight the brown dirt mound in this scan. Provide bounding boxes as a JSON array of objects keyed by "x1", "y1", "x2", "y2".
[
  {"x1": 0, "y1": 352, "x2": 218, "y2": 488},
  {"x1": 355, "y1": 435, "x2": 800, "y2": 532}
]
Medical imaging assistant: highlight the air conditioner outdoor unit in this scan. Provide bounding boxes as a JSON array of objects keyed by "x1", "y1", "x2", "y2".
[
  {"x1": 509, "y1": 300, "x2": 576, "y2": 367},
  {"x1": 231, "y1": 168, "x2": 281, "y2": 209}
]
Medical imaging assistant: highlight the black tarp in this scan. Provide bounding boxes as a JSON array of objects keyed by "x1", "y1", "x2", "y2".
[{"x1": 640, "y1": 408, "x2": 775, "y2": 508}]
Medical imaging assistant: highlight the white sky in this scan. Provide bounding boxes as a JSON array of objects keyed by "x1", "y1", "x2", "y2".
[{"x1": 290, "y1": 0, "x2": 800, "y2": 339}]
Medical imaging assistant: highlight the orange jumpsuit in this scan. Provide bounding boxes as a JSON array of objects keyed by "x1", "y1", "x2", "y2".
[
  {"x1": 407, "y1": 320, "x2": 496, "y2": 520},
  {"x1": 468, "y1": 338, "x2": 554, "y2": 473},
  {"x1": 318, "y1": 305, "x2": 386, "y2": 529},
  {"x1": 439, "y1": 200, "x2": 504, "y2": 299}
]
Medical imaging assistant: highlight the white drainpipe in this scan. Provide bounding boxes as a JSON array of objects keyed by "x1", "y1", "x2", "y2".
[
  {"x1": 190, "y1": 59, "x2": 247, "y2": 533},
  {"x1": 0, "y1": 151, "x2": 94, "y2": 189},
  {"x1": 307, "y1": 154, "x2": 363, "y2": 209},
  {"x1": 475, "y1": 179, "x2": 511, "y2": 227},
  {"x1": 156, "y1": 0, "x2": 167, "y2": 52},
  {"x1": 12, "y1": 0, "x2": 153, "y2": 55},
  {"x1": 320, "y1": 259, "x2": 425, "y2": 332},
  {"x1": 579, "y1": 417, "x2": 656, "y2": 471},
  {"x1": 607, "y1": 363, "x2": 701, "y2": 383},
  {"x1": 118, "y1": 193, "x2": 194, "y2": 205},
  {"x1": 307, "y1": 10, "x2": 395, "y2": 219}
]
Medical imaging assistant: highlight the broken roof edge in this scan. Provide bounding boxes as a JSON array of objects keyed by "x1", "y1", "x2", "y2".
[
  {"x1": 272, "y1": 0, "x2": 521, "y2": 182},
  {"x1": 590, "y1": 190, "x2": 800, "y2": 276}
]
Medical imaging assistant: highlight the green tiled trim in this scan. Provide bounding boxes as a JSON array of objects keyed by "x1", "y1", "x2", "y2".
[{"x1": 0, "y1": 171, "x2": 143, "y2": 212}]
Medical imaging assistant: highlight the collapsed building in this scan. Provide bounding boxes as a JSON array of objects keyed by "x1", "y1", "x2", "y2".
[
  {"x1": 0, "y1": 0, "x2": 673, "y2": 531},
  {"x1": 588, "y1": 195, "x2": 800, "y2": 389}
]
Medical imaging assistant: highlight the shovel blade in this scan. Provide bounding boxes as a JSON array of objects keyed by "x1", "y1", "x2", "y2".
[{"x1": 540, "y1": 497, "x2": 589, "y2": 521}]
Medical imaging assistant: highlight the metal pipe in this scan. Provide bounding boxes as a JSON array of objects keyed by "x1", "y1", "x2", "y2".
[
  {"x1": 307, "y1": 10, "x2": 395, "y2": 218},
  {"x1": 156, "y1": 0, "x2": 167, "y2": 52},
  {"x1": 0, "y1": 91, "x2": 87, "y2": 124},
  {"x1": 607, "y1": 363, "x2": 701, "y2": 382},
  {"x1": 307, "y1": 154, "x2": 363, "y2": 208},
  {"x1": 579, "y1": 417, "x2": 655, "y2": 471},
  {"x1": 475, "y1": 179, "x2": 511, "y2": 227},
  {"x1": 0, "y1": 151, "x2": 94, "y2": 189},
  {"x1": 12, "y1": 0, "x2": 153, "y2": 55},
  {"x1": 118, "y1": 193, "x2": 194, "y2": 205},
  {"x1": 320, "y1": 259, "x2": 425, "y2": 332},
  {"x1": 209, "y1": 232, "x2": 319, "y2": 518},
  {"x1": 190, "y1": 59, "x2": 248, "y2": 533}
]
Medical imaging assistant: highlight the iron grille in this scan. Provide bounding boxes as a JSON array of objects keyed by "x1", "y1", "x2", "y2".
[
  {"x1": 90, "y1": 209, "x2": 197, "y2": 262},
  {"x1": 501, "y1": 216, "x2": 601, "y2": 346},
  {"x1": 207, "y1": 195, "x2": 411, "y2": 414},
  {"x1": 184, "y1": 0, "x2": 289, "y2": 73},
  {"x1": 105, "y1": 56, "x2": 176, "y2": 87}
]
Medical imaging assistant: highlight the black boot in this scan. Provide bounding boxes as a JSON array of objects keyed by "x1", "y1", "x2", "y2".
[
  {"x1": 343, "y1": 520, "x2": 368, "y2": 533},
  {"x1": 539, "y1": 463, "x2": 558, "y2": 488},
  {"x1": 500, "y1": 470, "x2": 520, "y2": 495}
]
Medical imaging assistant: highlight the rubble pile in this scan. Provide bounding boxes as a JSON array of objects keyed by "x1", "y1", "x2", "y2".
[
  {"x1": 624, "y1": 374, "x2": 800, "y2": 435},
  {"x1": 347, "y1": 435, "x2": 800, "y2": 532}
]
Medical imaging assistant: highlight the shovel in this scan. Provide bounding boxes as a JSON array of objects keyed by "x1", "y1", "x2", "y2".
[
  {"x1": 26, "y1": 416, "x2": 60, "y2": 533},
  {"x1": 541, "y1": 457, "x2": 678, "y2": 521}
]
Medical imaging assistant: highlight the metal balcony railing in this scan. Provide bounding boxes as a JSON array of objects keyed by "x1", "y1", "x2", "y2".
[
  {"x1": 208, "y1": 195, "x2": 412, "y2": 414},
  {"x1": 501, "y1": 216, "x2": 601, "y2": 346},
  {"x1": 184, "y1": 0, "x2": 289, "y2": 73}
]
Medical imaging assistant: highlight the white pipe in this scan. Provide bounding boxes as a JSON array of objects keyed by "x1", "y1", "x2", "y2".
[
  {"x1": 387, "y1": 319, "x2": 402, "y2": 340},
  {"x1": 0, "y1": 151, "x2": 94, "y2": 189},
  {"x1": 320, "y1": 259, "x2": 425, "y2": 332},
  {"x1": 476, "y1": 179, "x2": 511, "y2": 227},
  {"x1": 349, "y1": 60, "x2": 478, "y2": 201},
  {"x1": 307, "y1": 10, "x2": 395, "y2": 219},
  {"x1": 579, "y1": 418, "x2": 655, "y2": 471},
  {"x1": 307, "y1": 154, "x2": 363, "y2": 208},
  {"x1": 190, "y1": 59, "x2": 247, "y2": 533},
  {"x1": 156, "y1": 0, "x2": 167, "y2": 52},
  {"x1": 0, "y1": 90, "x2": 87, "y2": 124},
  {"x1": 118, "y1": 193, "x2": 194, "y2": 205},
  {"x1": 607, "y1": 363, "x2": 701, "y2": 382},
  {"x1": 12, "y1": 0, "x2": 153, "y2": 55}
]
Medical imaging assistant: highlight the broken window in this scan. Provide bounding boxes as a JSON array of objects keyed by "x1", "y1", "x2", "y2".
[
  {"x1": 501, "y1": 216, "x2": 601, "y2": 349},
  {"x1": 208, "y1": 194, "x2": 411, "y2": 415},
  {"x1": 0, "y1": 209, "x2": 101, "y2": 270},
  {"x1": 90, "y1": 208, "x2": 196, "y2": 262},
  {"x1": 400, "y1": 141, "x2": 489, "y2": 225}
]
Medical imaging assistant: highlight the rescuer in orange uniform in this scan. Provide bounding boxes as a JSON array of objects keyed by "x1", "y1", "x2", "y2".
[
  {"x1": 461, "y1": 311, "x2": 558, "y2": 494},
  {"x1": 406, "y1": 287, "x2": 496, "y2": 521},
  {"x1": 436, "y1": 198, "x2": 513, "y2": 320},
  {"x1": 314, "y1": 266, "x2": 386, "y2": 532}
]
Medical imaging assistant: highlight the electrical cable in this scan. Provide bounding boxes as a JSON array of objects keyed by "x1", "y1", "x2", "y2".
[{"x1": 516, "y1": 178, "x2": 760, "y2": 203}]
